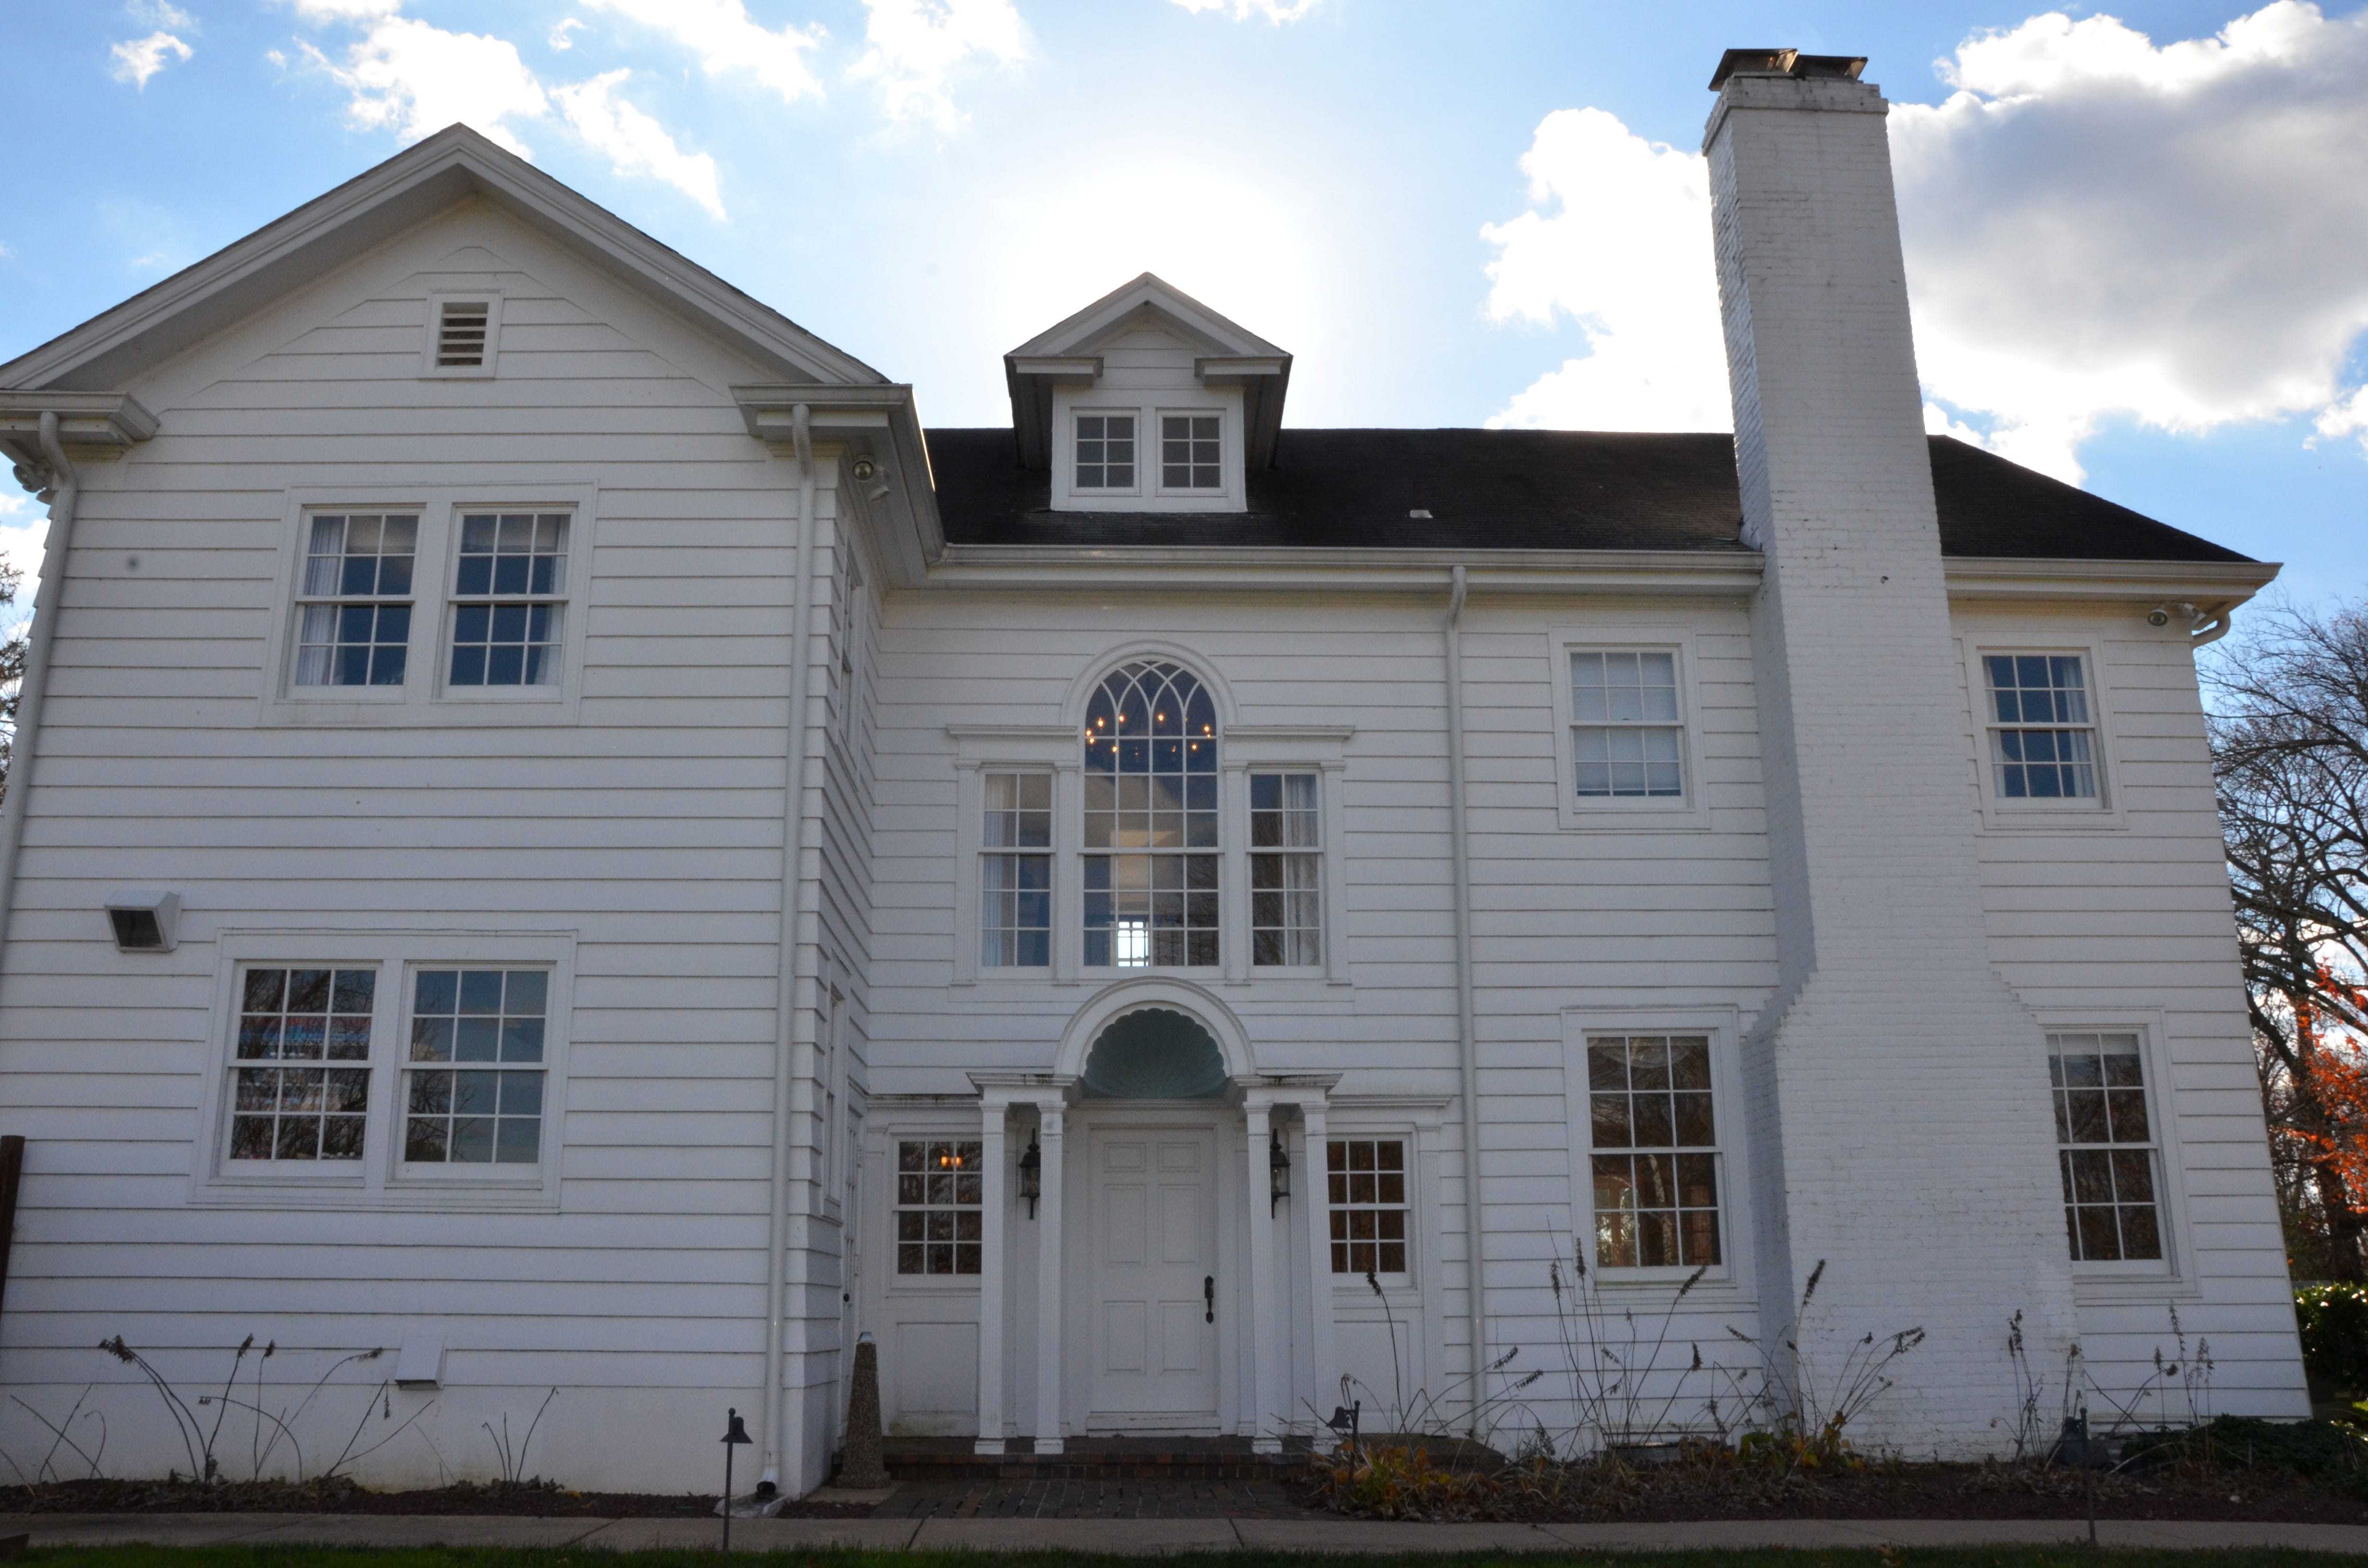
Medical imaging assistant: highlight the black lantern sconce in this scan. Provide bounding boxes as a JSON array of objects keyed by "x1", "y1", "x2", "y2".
[
  {"x1": 1018, "y1": 1134, "x2": 1042, "y2": 1219},
  {"x1": 1269, "y1": 1127, "x2": 1291, "y2": 1213}
]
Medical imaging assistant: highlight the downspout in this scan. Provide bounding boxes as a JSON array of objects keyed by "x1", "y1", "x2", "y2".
[
  {"x1": 0, "y1": 413, "x2": 80, "y2": 960},
  {"x1": 2181, "y1": 603, "x2": 2234, "y2": 649},
  {"x1": 759, "y1": 403, "x2": 818, "y2": 1494},
  {"x1": 1443, "y1": 564, "x2": 1488, "y2": 1433}
]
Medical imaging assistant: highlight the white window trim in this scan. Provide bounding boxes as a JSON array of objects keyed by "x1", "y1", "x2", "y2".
[
  {"x1": 1223, "y1": 727, "x2": 1352, "y2": 985},
  {"x1": 1562, "y1": 1006, "x2": 1752, "y2": 1297},
  {"x1": 1962, "y1": 636, "x2": 2126, "y2": 831},
  {"x1": 876, "y1": 1116, "x2": 997, "y2": 1297},
  {"x1": 949, "y1": 727, "x2": 1079, "y2": 986},
  {"x1": 259, "y1": 485, "x2": 596, "y2": 727},
  {"x1": 191, "y1": 928, "x2": 574, "y2": 1211},
  {"x1": 1067, "y1": 407, "x2": 1143, "y2": 498},
  {"x1": 2041, "y1": 1010, "x2": 2196, "y2": 1299},
  {"x1": 1547, "y1": 628, "x2": 1710, "y2": 832},
  {"x1": 1153, "y1": 407, "x2": 1228, "y2": 498},
  {"x1": 1320, "y1": 1127, "x2": 1419, "y2": 1290},
  {"x1": 422, "y1": 290, "x2": 503, "y2": 380}
]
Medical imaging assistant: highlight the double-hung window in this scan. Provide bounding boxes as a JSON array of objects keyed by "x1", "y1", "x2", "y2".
[
  {"x1": 1571, "y1": 651, "x2": 1683, "y2": 799},
  {"x1": 981, "y1": 772, "x2": 1052, "y2": 968},
  {"x1": 229, "y1": 967, "x2": 376, "y2": 1162},
  {"x1": 1084, "y1": 661, "x2": 1220, "y2": 968},
  {"x1": 294, "y1": 514, "x2": 417, "y2": 687},
  {"x1": 449, "y1": 512, "x2": 568, "y2": 688},
  {"x1": 403, "y1": 968, "x2": 550, "y2": 1165},
  {"x1": 1250, "y1": 772, "x2": 1322, "y2": 967},
  {"x1": 1984, "y1": 655, "x2": 2098, "y2": 801},
  {"x1": 1585, "y1": 1033, "x2": 1722, "y2": 1270},
  {"x1": 1074, "y1": 414, "x2": 1137, "y2": 491},
  {"x1": 1327, "y1": 1138, "x2": 1408, "y2": 1275},
  {"x1": 2049, "y1": 1031, "x2": 2165, "y2": 1263},
  {"x1": 894, "y1": 1139, "x2": 982, "y2": 1275}
]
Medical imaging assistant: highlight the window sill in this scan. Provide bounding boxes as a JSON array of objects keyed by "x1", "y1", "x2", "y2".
[
  {"x1": 259, "y1": 697, "x2": 580, "y2": 729},
  {"x1": 1559, "y1": 801, "x2": 1711, "y2": 834},
  {"x1": 1977, "y1": 804, "x2": 2126, "y2": 833},
  {"x1": 190, "y1": 1181, "x2": 557, "y2": 1213}
]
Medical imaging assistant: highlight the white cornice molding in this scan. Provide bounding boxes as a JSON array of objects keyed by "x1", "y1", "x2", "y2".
[
  {"x1": 0, "y1": 392, "x2": 158, "y2": 449},
  {"x1": 731, "y1": 383, "x2": 945, "y2": 587},
  {"x1": 1940, "y1": 555, "x2": 2282, "y2": 603}
]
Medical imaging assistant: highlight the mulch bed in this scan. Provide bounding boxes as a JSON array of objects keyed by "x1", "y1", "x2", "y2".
[{"x1": 0, "y1": 1477, "x2": 872, "y2": 1519}]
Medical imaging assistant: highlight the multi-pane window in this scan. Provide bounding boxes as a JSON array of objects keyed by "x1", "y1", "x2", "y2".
[
  {"x1": 449, "y1": 512, "x2": 568, "y2": 687},
  {"x1": 404, "y1": 968, "x2": 548, "y2": 1165},
  {"x1": 2050, "y1": 1031, "x2": 2164, "y2": 1262},
  {"x1": 1328, "y1": 1139, "x2": 1408, "y2": 1275},
  {"x1": 1986, "y1": 655, "x2": 2098, "y2": 800},
  {"x1": 1250, "y1": 772, "x2": 1322, "y2": 967},
  {"x1": 1161, "y1": 414, "x2": 1220, "y2": 490},
  {"x1": 1587, "y1": 1034, "x2": 1721, "y2": 1269},
  {"x1": 895, "y1": 1139, "x2": 982, "y2": 1274},
  {"x1": 982, "y1": 772, "x2": 1052, "y2": 968},
  {"x1": 295, "y1": 514, "x2": 417, "y2": 687},
  {"x1": 229, "y1": 968, "x2": 376, "y2": 1162},
  {"x1": 1571, "y1": 651, "x2": 1683, "y2": 799},
  {"x1": 1084, "y1": 661, "x2": 1220, "y2": 968},
  {"x1": 1074, "y1": 413, "x2": 1136, "y2": 490}
]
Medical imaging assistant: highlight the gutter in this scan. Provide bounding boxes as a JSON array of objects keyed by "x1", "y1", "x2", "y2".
[
  {"x1": 0, "y1": 413, "x2": 80, "y2": 960},
  {"x1": 1443, "y1": 564, "x2": 1489, "y2": 1433},
  {"x1": 759, "y1": 404, "x2": 819, "y2": 1494}
]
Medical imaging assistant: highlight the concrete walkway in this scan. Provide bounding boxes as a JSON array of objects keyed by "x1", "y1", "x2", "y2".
[{"x1": 8, "y1": 1512, "x2": 2368, "y2": 1554}]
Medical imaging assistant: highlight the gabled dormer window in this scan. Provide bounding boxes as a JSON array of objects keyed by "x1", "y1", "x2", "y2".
[
  {"x1": 1074, "y1": 413, "x2": 1137, "y2": 492},
  {"x1": 1160, "y1": 414, "x2": 1221, "y2": 492}
]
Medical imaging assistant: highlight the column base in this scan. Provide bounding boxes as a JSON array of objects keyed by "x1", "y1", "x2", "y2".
[
  {"x1": 1252, "y1": 1436, "x2": 1283, "y2": 1455},
  {"x1": 973, "y1": 1438, "x2": 1005, "y2": 1456},
  {"x1": 1032, "y1": 1437, "x2": 1064, "y2": 1456}
]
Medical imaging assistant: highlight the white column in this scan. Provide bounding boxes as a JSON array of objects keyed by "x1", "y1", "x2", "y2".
[
  {"x1": 1298, "y1": 1102, "x2": 1338, "y2": 1426},
  {"x1": 974, "y1": 1102, "x2": 1007, "y2": 1455},
  {"x1": 1033, "y1": 1103, "x2": 1067, "y2": 1454},
  {"x1": 1244, "y1": 1099, "x2": 1283, "y2": 1454}
]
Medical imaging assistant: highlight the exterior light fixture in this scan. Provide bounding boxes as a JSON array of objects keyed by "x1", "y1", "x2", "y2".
[
  {"x1": 1019, "y1": 1134, "x2": 1042, "y2": 1218},
  {"x1": 718, "y1": 1407, "x2": 753, "y2": 1549},
  {"x1": 1269, "y1": 1127, "x2": 1291, "y2": 1213}
]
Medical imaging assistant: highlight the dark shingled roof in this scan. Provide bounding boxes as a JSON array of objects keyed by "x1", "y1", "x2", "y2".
[{"x1": 924, "y1": 428, "x2": 2253, "y2": 563}]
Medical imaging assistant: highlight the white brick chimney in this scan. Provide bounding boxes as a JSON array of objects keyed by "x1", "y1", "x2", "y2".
[{"x1": 1703, "y1": 50, "x2": 2076, "y2": 1453}]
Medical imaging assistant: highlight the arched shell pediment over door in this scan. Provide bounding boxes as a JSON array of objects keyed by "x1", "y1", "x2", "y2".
[{"x1": 1079, "y1": 1008, "x2": 1230, "y2": 1099}]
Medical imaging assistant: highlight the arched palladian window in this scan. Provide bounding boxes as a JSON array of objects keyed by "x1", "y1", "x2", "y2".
[{"x1": 1083, "y1": 661, "x2": 1219, "y2": 968}]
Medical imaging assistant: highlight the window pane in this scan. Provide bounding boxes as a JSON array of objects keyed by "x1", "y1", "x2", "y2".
[
  {"x1": 1587, "y1": 1035, "x2": 1721, "y2": 1271},
  {"x1": 1328, "y1": 1139, "x2": 1410, "y2": 1275},
  {"x1": 229, "y1": 965, "x2": 375, "y2": 1161},
  {"x1": 404, "y1": 968, "x2": 550, "y2": 1167},
  {"x1": 1081, "y1": 662, "x2": 1221, "y2": 968},
  {"x1": 894, "y1": 1139, "x2": 986, "y2": 1275},
  {"x1": 1987, "y1": 654, "x2": 2099, "y2": 800}
]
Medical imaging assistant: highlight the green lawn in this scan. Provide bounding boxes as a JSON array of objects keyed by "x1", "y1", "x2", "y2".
[{"x1": 13, "y1": 1550, "x2": 2368, "y2": 1568}]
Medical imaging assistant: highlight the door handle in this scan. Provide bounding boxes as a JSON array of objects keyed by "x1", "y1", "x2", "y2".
[{"x1": 1204, "y1": 1275, "x2": 1215, "y2": 1323}]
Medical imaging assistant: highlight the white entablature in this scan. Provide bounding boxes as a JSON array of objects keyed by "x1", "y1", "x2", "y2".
[{"x1": 1005, "y1": 274, "x2": 1291, "y2": 514}]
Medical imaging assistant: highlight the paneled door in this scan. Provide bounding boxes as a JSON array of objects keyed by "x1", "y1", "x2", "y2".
[{"x1": 1088, "y1": 1128, "x2": 1220, "y2": 1422}]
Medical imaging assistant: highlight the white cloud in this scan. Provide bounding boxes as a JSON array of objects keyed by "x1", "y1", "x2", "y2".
[
  {"x1": 549, "y1": 17, "x2": 583, "y2": 50},
  {"x1": 300, "y1": 16, "x2": 549, "y2": 153},
  {"x1": 110, "y1": 31, "x2": 193, "y2": 88},
  {"x1": 1168, "y1": 0, "x2": 1320, "y2": 19},
  {"x1": 850, "y1": 0, "x2": 1026, "y2": 131},
  {"x1": 581, "y1": 0, "x2": 825, "y2": 105},
  {"x1": 1479, "y1": 108, "x2": 1730, "y2": 433},
  {"x1": 288, "y1": 0, "x2": 402, "y2": 19},
  {"x1": 551, "y1": 70, "x2": 727, "y2": 219},
  {"x1": 129, "y1": 0, "x2": 197, "y2": 29},
  {"x1": 1484, "y1": 3, "x2": 2368, "y2": 485}
]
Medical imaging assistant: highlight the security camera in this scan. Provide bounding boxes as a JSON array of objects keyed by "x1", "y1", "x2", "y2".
[
  {"x1": 2146, "y1": 606, "x2": 2171, "y2": 628},
  {"x1": 850, "y1": 456, "x2": 878, "y2": 483}
]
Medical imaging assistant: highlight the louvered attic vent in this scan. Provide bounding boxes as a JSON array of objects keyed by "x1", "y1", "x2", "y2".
[{"x1": 435, "y1": 300, "x2": 492, "y2": 367}]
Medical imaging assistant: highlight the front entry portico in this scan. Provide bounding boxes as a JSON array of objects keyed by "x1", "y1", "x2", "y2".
[{"x1": 968, "y1": 982, "x2": 1339, "y2": 1456}]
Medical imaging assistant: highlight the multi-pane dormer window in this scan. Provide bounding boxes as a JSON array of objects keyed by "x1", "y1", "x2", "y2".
[
  {"x1": 1074, "y1": 413, "x2": 1137, "y2": 491},
  {"x1": 1160, "y1": 414, "x2": 1221, "y2": 491}
]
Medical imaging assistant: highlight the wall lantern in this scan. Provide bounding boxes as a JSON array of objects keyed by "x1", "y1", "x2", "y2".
[
  {"x1": 1269, "y1": 1127, "x2": 1291, "y2": 1213},
  {"x1": 1019, "y1": 1134, "x2": 1042, "y2": 1219}
]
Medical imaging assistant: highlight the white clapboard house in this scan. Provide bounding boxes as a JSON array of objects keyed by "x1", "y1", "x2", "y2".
[{"x1": 0, "y1": 50, "x2": 2306, "y2": 1496}]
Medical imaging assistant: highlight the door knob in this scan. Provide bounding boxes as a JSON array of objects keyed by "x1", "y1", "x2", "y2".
[{"x1": 1204, "y1": 1275, "x2": 1215, "y2": 1323}]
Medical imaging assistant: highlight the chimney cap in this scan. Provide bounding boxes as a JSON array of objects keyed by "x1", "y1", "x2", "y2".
[{"x1": 1708, "y1": 48, "x2": 1868, "y2": 90}]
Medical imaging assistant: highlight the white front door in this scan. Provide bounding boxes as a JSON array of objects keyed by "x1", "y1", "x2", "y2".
[{"x1": 1088, "y1": 1127, "x2": 1220, "y2": 1424}]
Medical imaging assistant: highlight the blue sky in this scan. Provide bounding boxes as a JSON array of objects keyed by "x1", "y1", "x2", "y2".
[{"x1": 3, "y1": 0, "x2": 2364, "y2": 613}]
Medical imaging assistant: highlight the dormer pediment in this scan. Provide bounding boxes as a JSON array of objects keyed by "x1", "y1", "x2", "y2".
[{"x1": 1004, "y1": 275, "x2": 1291, "y2": 506}]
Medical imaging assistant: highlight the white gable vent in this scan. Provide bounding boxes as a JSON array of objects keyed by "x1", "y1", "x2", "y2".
[{"x1": 424, "y1": 293, "x2": 501, "y2": 377}]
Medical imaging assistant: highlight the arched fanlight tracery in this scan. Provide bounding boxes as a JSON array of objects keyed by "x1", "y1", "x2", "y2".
[{"x1": 1083, "y1": 661, "x2": 1220, "y2": 968}]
